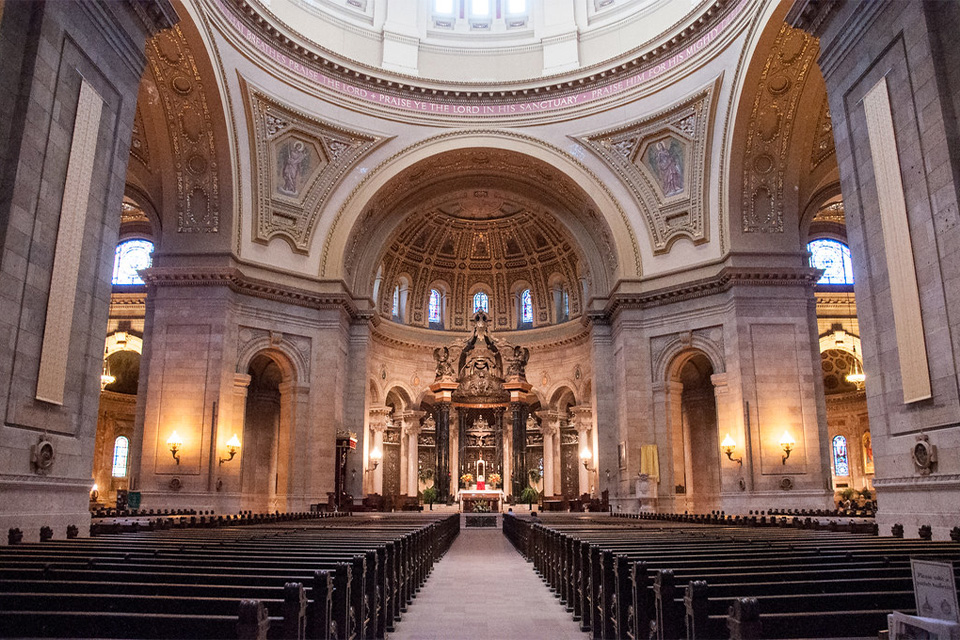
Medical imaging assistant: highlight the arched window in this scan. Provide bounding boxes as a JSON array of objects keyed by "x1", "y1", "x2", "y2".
[
  {"x1": 808, "y1": 239, "x2": 855, "y2": 285},
  {"x1": 473, "y1": 291, "x2": 489, "y2": 314},
  {"x1": 392, "y1": 286, "x2": 400, "y2": 319},
  {"x1": 111, "y1": 239, "x2": 154, "y2": 285},
  {"x1": 112, "y1": 436, "x2": 129, "y2": 478},
  {"x1": 832, "y1": 435, "x2": 849, "y2": 476},
  {"x1": 562, "y1": 289, "x2": 570, "y2": 320},
  {"x1": 520, "y1": 289, "x2": 533, "y2": 325},
  {"x1": 428, "y1": 289, "x2": 443, "y2": 328}
]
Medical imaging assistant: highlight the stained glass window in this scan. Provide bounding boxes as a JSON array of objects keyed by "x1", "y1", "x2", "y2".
[
  {"x1": 392, "y1": 286, "x2": 400, "y2": 318},
  {"x1": 832, "y1": 435, "x2": 849, "y2": 476},
  {"x1": 474, "y1": 291, "x2": 489, "y2": 313},
  {"x1": 428, "y1": 289, "x2": 442, "y2": 325},
  {"x1": 521, "y1": 289, "x2": 533, "y2": 324},
  {"x1": 112, "y1": 436, "x2": 129, "y2": 478},
  {"x1": 562, "y1": 290, "x2": 570, "y2": 319},
  {"x1": 112, "y1": 239, "x2": 154, "y2": 285},
  {"x1": 808, "y1": 239, "x2": 854, "y2": 285}
]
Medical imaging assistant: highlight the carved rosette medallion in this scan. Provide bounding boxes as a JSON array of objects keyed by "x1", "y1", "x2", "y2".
[
  {"x1": 577, "y1": 78, "x2": 718, "y2": 253},
  {"x1": 243, "y1": 81, "x2": 387, "y2": 253}
]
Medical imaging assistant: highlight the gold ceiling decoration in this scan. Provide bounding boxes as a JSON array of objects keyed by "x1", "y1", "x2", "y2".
[{"x1": 741, "y1": 24, "x2": 818, "y2": 233}]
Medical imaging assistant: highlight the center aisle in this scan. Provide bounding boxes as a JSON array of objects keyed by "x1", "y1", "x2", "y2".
[{"x1": 391, "y1": 526, "x2": 588, "y2": 640}]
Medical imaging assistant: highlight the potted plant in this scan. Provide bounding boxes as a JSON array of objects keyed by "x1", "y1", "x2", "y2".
[
  {"x1": 519, "y1": 486, "x2": 539, "y2": 509},
  {"x1": 421, "y1": 486, "x2": 439, "y2": 511}
]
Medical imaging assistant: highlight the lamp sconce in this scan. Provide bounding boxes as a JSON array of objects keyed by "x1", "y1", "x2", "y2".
[
  {"x1": 218, "y1": 434, "x2": 241, "y2": 466},
  {"x1": 167, "y1": 431, "x2": 182, "y2": 465},
  {"x1": 580, "y1": 447, "x2": 595, "y2": 472},
  {"x1": 368, "y1": 447, "x2": 382, "y2": 472},
  {"x1": 720, "y1": 434, "x2": 743, "y2": 467},
  {"x1": 779, "y1": 431, "x2": 795, "y2": 465}
]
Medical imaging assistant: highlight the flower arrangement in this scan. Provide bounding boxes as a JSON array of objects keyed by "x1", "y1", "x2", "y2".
[
  {"x1": 460, "y1": 473, "x2": 474, "y2": 485},
  {"x1": 487, "y1": 473, "x2": 502, "y2": 486}
]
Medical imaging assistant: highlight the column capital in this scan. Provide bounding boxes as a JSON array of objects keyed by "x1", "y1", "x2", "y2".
[
  {"x1": 368, "y1": 405, "x2": 393, "y2": 433},
  {"x1": 233, "y1": 373, "x2": 252, "y2": 390}
]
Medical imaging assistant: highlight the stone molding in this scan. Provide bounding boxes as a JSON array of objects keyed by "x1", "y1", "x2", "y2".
[
  {"x1": 140, "y1": 266, "x2": 359, "y2": 316},
  {"x1": 126, "y1": 0, "x2": 179, "y2": 36},
  {"x1": 872, "y1": 474, "x2": 960, "y2": 490},
  {"x1": 604, "y1": 266, "x2": 820, "y2": 318}
]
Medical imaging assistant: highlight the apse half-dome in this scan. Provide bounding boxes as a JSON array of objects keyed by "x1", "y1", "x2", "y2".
[{"x1": 376, "y1": 189, "x2": 583, "y2": 331}]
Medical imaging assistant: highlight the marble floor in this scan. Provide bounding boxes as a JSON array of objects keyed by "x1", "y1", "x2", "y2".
[{"x1": 391, "y1": 528, "x2": 589, "y2": 640}]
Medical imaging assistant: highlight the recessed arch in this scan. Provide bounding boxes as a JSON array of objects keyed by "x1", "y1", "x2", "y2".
[
  {"x1": 325, "y1": 131, "x2": 639, "y2": 293},
  {"x1": 236, "y1": 338, "x2": 307, "y2": 385}
]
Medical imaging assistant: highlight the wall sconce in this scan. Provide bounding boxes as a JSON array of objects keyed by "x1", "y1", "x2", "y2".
[
  {"x1": 167, "y1": 431, "x2": 182, "y2": 465},
  {"x1": 580, "y1": 447, "x2": 595, "y2": 471},
  {"x1": 779, "y1": 431, "x2": 795, "y2": 465},
  {"x1": 219, "y1": 434, "x2": 241, "y2": 465},
  {"x1": 368, "y1": 447, "x2": 382, "y2": 471},
  {"x1": 720, "y1": 434, "x2": 743, "y2": 467}
]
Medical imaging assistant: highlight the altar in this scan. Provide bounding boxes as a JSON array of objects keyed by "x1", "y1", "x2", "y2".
[{"x1": 457, "y1": 489, "x2": 504, "y2": 513}]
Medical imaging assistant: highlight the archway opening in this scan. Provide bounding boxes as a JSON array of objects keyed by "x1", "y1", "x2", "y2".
[
  {"x1": 673, "y1": 352, "x2": 720, "y2": 511},
  {"x1": 241, "y1": 354, "x2": 283, "y2": 511}
]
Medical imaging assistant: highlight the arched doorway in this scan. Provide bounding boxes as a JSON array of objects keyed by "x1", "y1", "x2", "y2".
[
  {"x1": 671, "y1": 352, "x2": 721, "y2": 512},
  {"x1": 240, "y1": 354, "x2": 283, "y2": 512}
]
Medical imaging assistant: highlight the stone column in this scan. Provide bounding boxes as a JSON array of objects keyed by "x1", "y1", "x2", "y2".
[
  {"x1": 539, "y1": 411, "x2": 561, "y2": 498},
  {"x1": 278, "y1": 381, "x2": 312, "y2": 512},
  {"x1": 509, "y1": 401, "x2": 526, "y2": 498},
  {"x1": 224, "y1": 374, "x2": 251, "y2": 496},
  {"x1": 399, "y1": 410, "x2": 425, "y2": 498},
  {"x1": 367, "y1": 406, "x2": 392, "y2": 496},
  {"x1": 436, "y1": 401, "x2": 451, "y2": 501},
  {"x1": 571, "y1": 405, "x2": 594, "y2": 496}
]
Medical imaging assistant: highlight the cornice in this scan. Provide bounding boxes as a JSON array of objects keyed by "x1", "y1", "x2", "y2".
[
  {"x1": 370, "y1": 317, "x2": 590, "y2": 353},
  {"x1": 872, "y1": 474, "x2": 960, "y2": 490},
  {"x1": 212, "y1": 0, "x2": 739, "y2": 105},
  {"x1": 127, "y1": 0, "x2": 180, "y2": 36},
  {"x1": 785, "y1": 0, "x2": 841, "y2": 38},
  {"x1": 604, "y1": 266, "x2": 820, "y2": 318},
  {"x1": 141, "y1": 266, "x2": 359, "y2": 317}
]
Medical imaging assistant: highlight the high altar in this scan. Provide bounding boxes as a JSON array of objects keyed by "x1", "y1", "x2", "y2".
[
  {"x1": 427, "y1": 311, "x2": 537, "y2": 504},
  {"x1": 457, "y1": 455, "x2": 504, "y2": 512}
]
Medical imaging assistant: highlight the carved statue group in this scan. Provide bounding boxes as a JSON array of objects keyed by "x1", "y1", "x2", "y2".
[{"x1": 431, "y1": 312, "x2": 530, "y2": 403}]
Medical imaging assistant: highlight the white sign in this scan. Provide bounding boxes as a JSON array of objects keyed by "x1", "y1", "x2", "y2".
[{"x1": 912, "y1": 559, "x2": 960, "y2": 623}]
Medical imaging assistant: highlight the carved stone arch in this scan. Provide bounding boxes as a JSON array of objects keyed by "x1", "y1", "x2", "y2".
[
  {"x1": 368, "y1": 378, "x2": 382, "y2": 405},
  {"x1": 236, "y1": 336, "x2": 308, "y2": 385},
  {"x1": 141, "y1": 11, "x2": 234, "y2": 238},
  {"x1": 384, "y1": 384, "x2": 415, "y2": 411},
  {"x1": 122, "y1": 185, "x2": 162, "y2": 242},
  {"x1": 547, "y1": 384, "x2": 578, "y2": 410},
  {"x1": 801, "y1": 183, "x2": 846, "y2": 243},
  {"x1": 654, "y1": 335, "x2": 726, "y2": 383},
  {"x1": 728, "y1": 5, "x2": 821, "y2": 241},
  {"x1": 818, "y1": 333, "x2": 863, "y2": 362}
]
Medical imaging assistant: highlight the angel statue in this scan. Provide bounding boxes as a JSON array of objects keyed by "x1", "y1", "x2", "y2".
[
  {"x1": 506, "y1": 345, "x2": 530, "y2": 379},
  {"x1": 433, "y1": 346, "x2": 456, "y2": 381}
]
